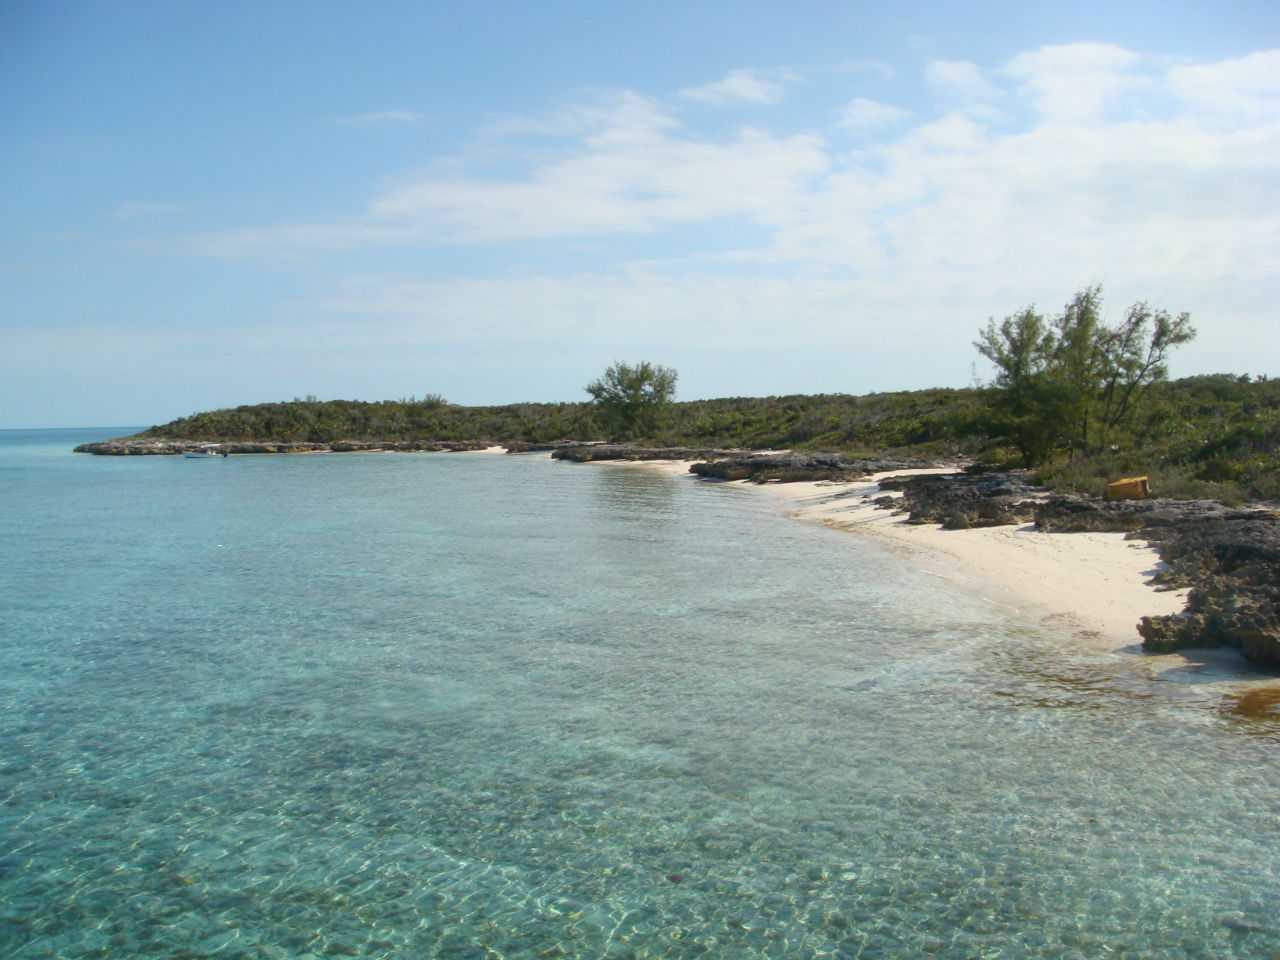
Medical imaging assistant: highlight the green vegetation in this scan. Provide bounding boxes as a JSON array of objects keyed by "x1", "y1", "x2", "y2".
[
  {"x1": 136, "y1": 387, "x2": 993, "y2": 456},
  {"x1": 138, "y1": 395, "x2": 599, "y2": 445},
  {"x1": 975, "y1": 286, "x2": 1196, "y2": 467},
  {"x1": 585, "y1": 361, "x2": 679, "y2": 439},
  {"x1": 1034, "y1": 373, "x2": 1280, "y2": 504},
  {"x1": 134, "y1": 360, "x2": 1277, "y2": 505}
]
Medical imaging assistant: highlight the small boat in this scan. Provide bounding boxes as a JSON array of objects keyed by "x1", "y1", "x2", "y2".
[{"x1": 182, "y1": 444, "x2": 227, "y2": 459}]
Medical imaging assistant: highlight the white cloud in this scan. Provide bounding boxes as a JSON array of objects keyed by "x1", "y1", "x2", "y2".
[
  {"x1": 926, "y1": 60, "x2": 999, "y2": 101},
  {"x1": 201, "y1": 91, "x2": 828, "y2": 254},
  {"x1": 838, "y1": 97, "x2": 910, "y2": 130},
  {"x1": 677, "y1": 68, "x2": 794, "y2": 106},
  {"x1": 367, "y1": 127, "x2": 828, "y2": 242},
  {"x1": 190, "y1": 48, "x2": 1280, "y2": 382},
  {"x1": 1004, "y1": 42, "x2": 1146, "y2": 121},
  {"x1": 1167, "y1": 49, "x2": 1280, "y2": 125}
]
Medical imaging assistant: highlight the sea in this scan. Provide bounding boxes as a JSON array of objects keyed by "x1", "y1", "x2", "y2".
[{"x1": 2, "y1": 427, "x2": 1279, "y2": 960}]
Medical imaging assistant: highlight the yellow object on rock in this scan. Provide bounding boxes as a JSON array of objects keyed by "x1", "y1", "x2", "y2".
[{"x1": 1105, "y1": 476, "x2": 1150, "y2": 500}]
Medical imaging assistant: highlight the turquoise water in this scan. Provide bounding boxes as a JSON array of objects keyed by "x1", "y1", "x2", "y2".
[{"x1": 2, "y1": 429, "x2": 1279, "y2": 959}]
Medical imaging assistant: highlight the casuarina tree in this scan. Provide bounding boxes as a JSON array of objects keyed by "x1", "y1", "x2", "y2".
[
  {"x1": 585, "y1": 361, "x2": 678, "y2": 439},
  {"x1": 975, "y1": 286, "x2": 1195, "y2": 466}
]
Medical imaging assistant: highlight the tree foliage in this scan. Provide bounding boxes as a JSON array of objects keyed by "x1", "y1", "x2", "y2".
[
  {"x1": 127, "y1": 372, "x2": 1280, "y2": 501},
  {"x1": 585, "y1": 361, "x2": 678, "y2": 439},
  {"x1": 976, "y1": 286, "x2": 1195, "y2": 466}
]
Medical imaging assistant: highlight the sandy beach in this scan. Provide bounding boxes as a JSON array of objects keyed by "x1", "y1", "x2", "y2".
[
  {"x1": 624, "y1": 458, "x2": 1193, "y2": 658},
  {"x1": 759, "y1": 470, "x2": 1191, "y2": 654}
]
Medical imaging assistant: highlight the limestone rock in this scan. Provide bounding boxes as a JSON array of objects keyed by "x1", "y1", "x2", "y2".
[{"x1": 1136, "y1": 512, "x2": 1280, "y2": 667}]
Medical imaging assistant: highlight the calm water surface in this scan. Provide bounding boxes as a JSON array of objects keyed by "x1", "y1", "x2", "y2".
[{"x1": 2, "y1": 428, "x2": 1279, "y2": 959}]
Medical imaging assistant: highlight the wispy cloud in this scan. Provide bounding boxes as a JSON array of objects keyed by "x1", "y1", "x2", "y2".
[
  {"x1": 335, "y1": 110, "x2": 426, "y2": 126},
  {"x1": 677, "y1": 68, "x2": 795, "y2": 106},
  {"x1": 113, "y1": 200, "x2": 182, "y2": 219},
  {"x1": 193, "y1": 41, "x2": 1280, "y2": 375},
  {"x1": 837, "y1": 97, "x2": 910, "y2": 130},
  {"x1": 926, "y1": 60, "x2": 1000, "y2": 102},
  {"x1": 199, "y1": 90, "x2": 827, "y2": 255}
]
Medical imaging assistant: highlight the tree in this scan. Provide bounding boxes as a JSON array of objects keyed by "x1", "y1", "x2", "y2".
[
  {"x1": 585, "y1": 361, "x2": 678, "y2": 439},
  {"x1": 975, "y1": 286, "x2": 1195, "y2": 466},
  {"x1": 974, "y1": 306, "x2": 1059, "y2": 467},
  {"x1": 1096, "y1": 300, "x2": 1197, "y2": 434}
]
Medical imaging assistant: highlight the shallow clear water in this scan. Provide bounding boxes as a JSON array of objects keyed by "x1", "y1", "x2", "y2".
[{"x1": 2, "y1": 429, "x2": 1279, "y2": 959}]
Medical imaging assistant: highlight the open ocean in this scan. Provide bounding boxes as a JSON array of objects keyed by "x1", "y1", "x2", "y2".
[{"x1": 3, "y1": 427, "x2": 1279, "y2": 959}]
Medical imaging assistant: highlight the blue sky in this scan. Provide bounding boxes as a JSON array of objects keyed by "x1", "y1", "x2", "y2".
[{"x1": 3, "y1": 1, "x2": 1278, "y2": 428}]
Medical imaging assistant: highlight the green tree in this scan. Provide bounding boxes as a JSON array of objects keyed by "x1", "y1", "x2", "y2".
[
  {"x1": 974, "y1": 306, "x2": 1060, "y2": 467},
  {"x1": 585, "y1": 361, "x2": 678, "y2": 439},
  {"x1": 1096, "y1": 300, "x2": 1197, "y2": 435},
  {"x1": 975, "y1": 286, "x2": 1195, "y2": 466}
]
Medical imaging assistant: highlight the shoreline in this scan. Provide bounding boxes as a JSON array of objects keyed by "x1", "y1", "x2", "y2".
[
  {"x1": 758, "y1": 470, "x2": 1187, "y2": 653},
  {"x1": 618, "y1": 458, "x2": 1278, "y2": 685},
  {"x1": 74, "y1": 437, "x2": 1277, "y2": 685}
]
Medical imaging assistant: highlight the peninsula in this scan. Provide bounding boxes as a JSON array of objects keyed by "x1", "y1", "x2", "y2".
[{"x1": 75, "y1": 373, "x2": 1280, "y2": 669}]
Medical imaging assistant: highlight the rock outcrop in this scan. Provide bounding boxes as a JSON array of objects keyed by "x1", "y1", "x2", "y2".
[
  {"x1": 688, "y1": 453, "x2": 944, "y2": 483},
  {"x1": 73, "y1": 439, "x2": 494, "y2": 455},
  {"x1": 550, "y1": 445, "x2": 739, "y2": 464},
  {"x1": 875, "y1": 471, "x2": 1044, "y2": 529},
  {"x1": 503, "y1": 441, "x2": 583, "y2": 453},
  {"x1": 1033, "y1": 495, "x2": 1237, "y2": 532},
  {"x1": 867, "y1": 469, "x2": 1280, "y2": 667},
  {"x1": 1136, "y1": 512, "x2": 1280, "y2": 667}
]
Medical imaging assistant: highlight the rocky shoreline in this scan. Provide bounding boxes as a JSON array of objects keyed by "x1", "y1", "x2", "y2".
[
  {"x1": 854, "y1": 469, "x2": 1280, "y2": 669},
  {"x1": 552, "y1": 447, "x2": 1280, "y2": 670},
  {"x1": 76, "y1": 437, "x2": 1279, "y2": 669},
  {"x1": 550, "y1": 447, "x2": 947, "y2": 481},
  {"x1": 72, "y1": 438, "x2": 499, "y2": 455}
]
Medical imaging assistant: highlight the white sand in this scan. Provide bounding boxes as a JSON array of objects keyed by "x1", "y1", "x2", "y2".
[
  {"x1": 619, "y1": 459, "x2": 1191, "y2": 655},
  {"x1": 575, "y1": 455, "x2": 1280, "y2": 690},
  {"x1": 756, "y1": 469, "x2": 1189, "y2": 654}
]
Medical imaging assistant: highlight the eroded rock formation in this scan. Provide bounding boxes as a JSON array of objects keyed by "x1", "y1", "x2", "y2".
[{"x1": 1137, "y1": 512, "x2": 1280, "y2": 667}]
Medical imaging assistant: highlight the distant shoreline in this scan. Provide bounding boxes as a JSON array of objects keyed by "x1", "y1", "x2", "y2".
[{"x1": 72, "y1": 438, "x2": 509, "y2": 455}]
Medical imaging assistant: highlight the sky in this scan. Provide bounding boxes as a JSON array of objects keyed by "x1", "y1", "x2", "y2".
[{"x1": 2, "y1": 1, "x2": 1278, "y2": 429}]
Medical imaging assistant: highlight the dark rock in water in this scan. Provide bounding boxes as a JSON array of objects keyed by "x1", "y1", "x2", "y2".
[
  {"x1": 551, "y1": 445, "x2": 739, "y2": 463},
  {"x1": 74, "y1": 439, "x2": 189, "y2": 455},
  {"x1": 1136, "y1": 511, "x2": 1280, "y2": 667},
  {"x1": 73, "y1": 438, "x2": 494, "y2": 455},
  {"x1": 225, "y1": 441, "x2": 327, "y2": 453},
  {"x1": 323, "y1": 440, "x2": 492, "y2": 452},
  {"x1": 504, "y1": 440, "x2": 582, "y2": 453}
]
